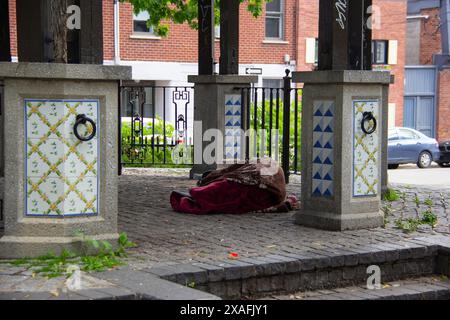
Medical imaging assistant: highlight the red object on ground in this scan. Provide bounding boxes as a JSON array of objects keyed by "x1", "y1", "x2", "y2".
[
  {"x1": 229, "y1": 252, "x2": 239, "y2": 259},
  {"x1": 170, "y1": 179, "x2": 278, "y2": 215}
]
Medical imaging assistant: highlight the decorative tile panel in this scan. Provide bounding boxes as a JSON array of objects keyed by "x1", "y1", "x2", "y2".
[
  {"x1": 312, "y1": 101, "x2": 334, "y2": 197},
  {"x1": 353, "y1": 100, "x2": 379, "y2": 197},
  {"x1": 224, "y1": 94, "x2": 242, "y2": 160},
  {"x1": 25, "y1": 100, "x2": 99, "y2": 217}
]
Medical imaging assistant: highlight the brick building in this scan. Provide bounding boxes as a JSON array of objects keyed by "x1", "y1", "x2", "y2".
[
  {"x1": 406, "y1": 0, "x2": 450, "y2": 140},
  {"x1": 5, "y1": 0, "x2": 407, "y2": 132}
]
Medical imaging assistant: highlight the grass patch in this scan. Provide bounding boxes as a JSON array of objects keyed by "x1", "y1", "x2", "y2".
[
  {"x1": 8, "y1": 232, "x2": 136, "y2": 278},
  {"x1": 395, "y1": 210, "x2": 438, "y2": 233},
  {"x1": 383, "y1": 188, "x2": 400, "y2": 202}
]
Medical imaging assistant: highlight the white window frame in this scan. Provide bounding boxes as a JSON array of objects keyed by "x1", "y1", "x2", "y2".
[
  {"x1": 133, "y1": 11, "x2": 155, "y2": 35},
  {"x1": 372, "y1": 40, "x2": 389, "y2": 65},
  {"x1": 265, "y1": 0, "x2": 285, "y2": 40}
]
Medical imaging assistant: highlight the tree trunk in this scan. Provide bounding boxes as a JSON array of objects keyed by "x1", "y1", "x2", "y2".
[{"x1": 50, "y1": 0, "x2": 68, "y2": 63}]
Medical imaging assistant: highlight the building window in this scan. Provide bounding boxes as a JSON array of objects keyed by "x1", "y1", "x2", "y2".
[
  {"x1": 133, "y1": 11, "x2": 154, "y2": 34},
  {"x1": 265, "y1": 0, "x2": 284, "y2": 39},
  {"x1": 372, "y1": 40, "x2": 389, "y2": 65},
  {"x1": 315, "y1": 38, "x2": 319, "y2": 64}
]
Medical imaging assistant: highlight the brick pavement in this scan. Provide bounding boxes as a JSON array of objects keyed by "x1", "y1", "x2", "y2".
[
  {"x1": 264, "y1": 276, "x2": 450, "y2": 300},
  {"x1": 118, "y1": 169, "x2": 450, "y2": 269}
]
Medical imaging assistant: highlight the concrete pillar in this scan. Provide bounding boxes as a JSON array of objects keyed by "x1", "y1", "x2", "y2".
[
  {"x1": 293, "y1": 70, "x2": 391, "y2": 231},
  {"x1": 187, "y1": 75, "x2": 258, "y2": 179},
  {"x1": 381, "y1": 81, "x2": 391, "y2": 196},
  {"x1": 0, "y1": 62, "x2": 131, "y2": 258}
]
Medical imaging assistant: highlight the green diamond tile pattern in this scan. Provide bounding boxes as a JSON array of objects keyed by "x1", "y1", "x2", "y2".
[
  {"x1": 353, "y1": 100, "x2": 379, "y2": 197},
  {"x1": 25, "y1": 100, "x2": 99, "y2": 217}
]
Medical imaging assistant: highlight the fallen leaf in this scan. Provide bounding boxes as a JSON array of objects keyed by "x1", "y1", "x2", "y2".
[
  {"x1": 228, "y1": 252, "x2": 239, "y2": 260},
  {"x1": 50, "y1": 289, "x2": 59, "y2": 297}
]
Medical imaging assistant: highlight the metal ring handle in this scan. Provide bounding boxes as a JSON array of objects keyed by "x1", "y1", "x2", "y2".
[
  {"x1": 74, "y1": 114, "x2": 96, "y2": 142},
  {"x1": 361, "y1": 111, "x2": 377, "y2": 135}
]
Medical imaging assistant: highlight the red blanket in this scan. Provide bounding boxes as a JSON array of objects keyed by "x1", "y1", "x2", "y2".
[
  {"x1": 170, "y1": 179, "x2": 278, "y2": 215},
  {"x1": 170, "y1": 160, "x2": 289, "y2": 215}
]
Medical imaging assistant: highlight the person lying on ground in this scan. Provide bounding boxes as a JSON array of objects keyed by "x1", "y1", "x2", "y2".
[{"x1": 170, "y1": 158, "x2": 299, "y2": 215}]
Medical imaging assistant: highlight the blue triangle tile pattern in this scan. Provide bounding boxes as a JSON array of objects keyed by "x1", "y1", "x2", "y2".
[
  {"x1": 224, "y1": 94, "x2": 243, "y2": 161},
  {"x1": 312, "y1": 101, "x2": 334, "y2": 197}
]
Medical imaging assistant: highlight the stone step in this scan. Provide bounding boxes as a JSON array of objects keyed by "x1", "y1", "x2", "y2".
[
  {"x1": 265, "y1": 276, "x2": 450, "y2": 300},
  {"x1": 143, "y1": 237, "x2": 450, "y2": 299}
]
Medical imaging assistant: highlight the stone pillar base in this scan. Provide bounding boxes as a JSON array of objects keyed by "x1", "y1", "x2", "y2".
[
  {"x1": 292, "y1": 70, "x2": 392, "y2": 231},
  {"x1": 0, "y1": 234, "x2": 119, "y2": 259},
  {"x1": 296, "y1": 210, "x2": 384, "y2": 231},
  {"x1": 0, "y1": 63, "x2": 131, "y2": 259},
  {"x1": 188, "y1": 75, "x2": 258, "y2": 179}
]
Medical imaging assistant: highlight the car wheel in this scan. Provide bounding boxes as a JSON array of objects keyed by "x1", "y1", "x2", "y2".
[
  {"x1": 417, "y1": 151, "x2": 432, "y2": 168},
  {"x1": 388, "y1": 164, "x2": 399, "y2": 169},
  {"x1": 438, "y1": 162, "x2": 450, "y2": 168}
]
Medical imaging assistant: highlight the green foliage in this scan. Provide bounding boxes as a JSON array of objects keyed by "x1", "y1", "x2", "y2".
[
  {"x1": 423, "y1": 198, "x2": 433, "y2": 207},
  {"x1": 121, "y1": 117, "x2": 190, "y2": 166},
  {"x1": 394, "y1": 210, "x2": 438, "y2": 233},
  {"x1": 414, "y1": 194, "x2": 420, "y2": 207},
  {"x1": 248, "y1": 94, "x2": 302, "y2": 171},
  {"x1": 121, "y1": 116, "x2": 174, "y2": 140},
  {"x1": 394, "y1": 218, "x2": 421, "y2": 233},
  {"x1": 381, "y1": 203, "x2": 392, "y2": 228},
  {"x1": 383, "y1": 188, "x2": 400, "y2": 202},
  {"x1": 123, "y1": 0, "x2": 268, "y2": 37},
  {"x1": 421, "y1": 209, "x2": 438, "y2": 227},
  {"x1": 8, "y1": 232, "x2": 137, "y2": 278}
]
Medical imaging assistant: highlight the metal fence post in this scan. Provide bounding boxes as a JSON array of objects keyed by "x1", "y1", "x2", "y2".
[
  {"x1": 282, "y1": 69, "x2": 291, "y2": 183},
  {"x1": 118, "y1": 83, "x2": 122, "y2": 175}
]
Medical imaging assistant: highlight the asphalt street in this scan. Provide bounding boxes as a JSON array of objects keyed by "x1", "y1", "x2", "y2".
[{"x1": 389, "y1": 163, "x2": 450, "y2": 189}]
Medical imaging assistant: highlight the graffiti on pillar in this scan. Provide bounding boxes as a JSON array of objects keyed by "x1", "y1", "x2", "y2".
[
  {"x1": 312, "y1": 101, "x2": 334, "y2": 197},
  {"x1": 335, "y1": 0, "x2": 348, "y2": 30},
  {"x1": 353, "y1": 100, "x2": 379, "y2": 197},
  {"x1": 25, "y1": 99, "x2": 99, "y2": 216},
  {"x1": 224, "y1": 94, "x2": 242, "y2": 160}
]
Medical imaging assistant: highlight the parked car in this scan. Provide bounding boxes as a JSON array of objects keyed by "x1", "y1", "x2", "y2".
[
  {"x1": 388, "y1": 127, "x2": 440, "y2": 169},
  {"x1": 437, "y1": 141, "x2": 450, "y2": 168}
]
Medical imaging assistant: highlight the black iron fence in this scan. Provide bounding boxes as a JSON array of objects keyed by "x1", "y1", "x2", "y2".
[
  {"x1": 237, "y1": 70, "x2": 302, "y2": 182},
  {"x1": 119, "y1": 85, "x2": 195, "y2": 170},
  {"x1": 0, "y1": 82, "x2": 4, "y2": 228},
  {"x1": 119, "y1": 72, "x2": 302, "y2": 182}
]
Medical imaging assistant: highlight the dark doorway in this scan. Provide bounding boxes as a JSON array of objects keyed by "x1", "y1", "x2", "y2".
[
  {"x1": 0, "y1": 0, "x2": 11, "y2": 61},
  {"x1": 16, "y1": 0, "x2": 103, "y2": 64}
]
